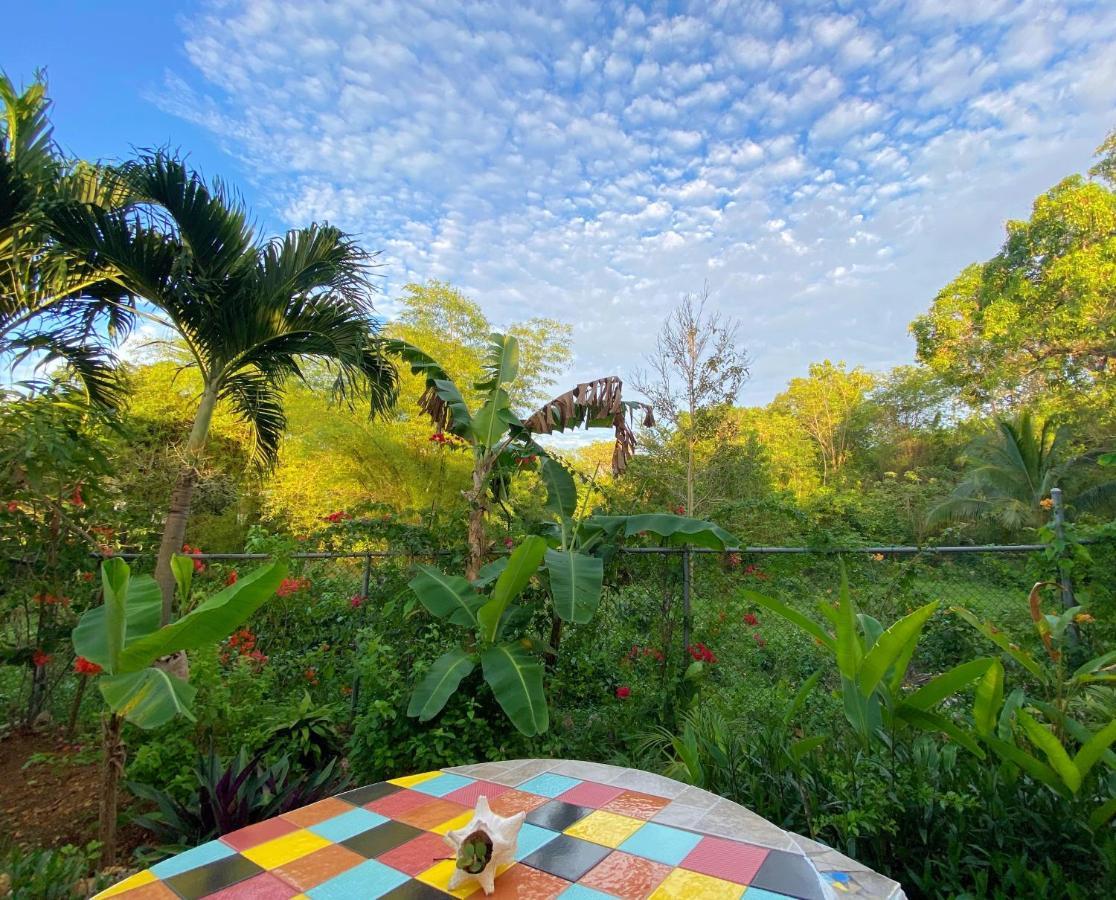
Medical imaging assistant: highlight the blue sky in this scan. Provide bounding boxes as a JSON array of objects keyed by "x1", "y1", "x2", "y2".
[{"x1": 5, "y1": 1, "x2": 1115, "y2": 405}]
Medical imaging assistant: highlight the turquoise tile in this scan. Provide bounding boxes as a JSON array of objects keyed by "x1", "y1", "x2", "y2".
[
  {"x1": 308, "y1": 807, "x2": 388, "y2": 841},
  {"x1": 618, "y1": 822, "x2": 702, "y2": 866},
  {"x1": 517, "y1": 773, "x2": 582, "y2": 797},
  {"x1": 515, "y1": 822, "x2": 562, "y2": 859},
  {"x1": 743, "y1": 888, "x2": 795, "y2": 899},
  {"x1": 560, "y1": 885, "x2": 617, "y2": 899},
  {"x1": 308, "y1": 859, "x2": 408, "y2": 898},
  {"x1": 150, "y1": 839, "x2": 235, "y2": 877},
  {"x1": 410, "y1": 772, "x2": 475, "y2": 797}
]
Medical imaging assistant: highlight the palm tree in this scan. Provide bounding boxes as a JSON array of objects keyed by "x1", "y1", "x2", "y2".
[
  {"x1": 49, "y1": 154, "x2": 398, "y2": 622},
  {"x1": 1, "y1": 73, "x2": 135, "y2": 404},
  {"x1": 930, "y1": 412, "x2": 1108, "y2": 532}
]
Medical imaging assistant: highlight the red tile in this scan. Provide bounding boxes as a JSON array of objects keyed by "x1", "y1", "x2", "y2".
[
  {"x1": 367, "y1": 788, "x2": 440, "y2": 817},
  {"x1": 489, "y1": 790, "x2": 550, "y2": 817},
  {"x1": 220, "y1": 816, "x2": 299, "y2": 851},
  {"x1": 271, "y1": 844, "x2": 365, "y2": 890},
  {"x1": 443, "y1": 780, "x2": 513, "y2": 807},
  {"x1": 556, "y1": 782, "x2": 626, "y2": 809},
  {"x1": 484, "y1": 863, "x2": 570, "y2": 899},
  {"x1": 601, "y1": 791, "x2": 670, "y2": 821},
  {"x1": 580, "y1": 850, "x2": 672, "y2": 899},
  {"x1": 681, "y1": 836, "x2": 769, "y2": 884},
  {"x1": 379, "y1": 831, "x2": 455, "y2": 876},
  {"x1": 207, "y1": 872, "x2": 300, "y2": 899}
]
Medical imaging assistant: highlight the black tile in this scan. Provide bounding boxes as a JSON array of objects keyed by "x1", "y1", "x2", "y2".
[
  {"x1": 338, "y1": 781, "x2": 402, "y2": 805},
  {"x1": 749, "y1": 849, "x2": 827, "y2": 900},
  {"x1": 525, "y1": 800, "x2": 594, "y2": 832},
  {"x1": 380, "y1": 879, "x2": 455, "y2": 899},
  {"x1": 342, "y1": 820, "x2": 425, "y2": 858},
  {"x1": 164, "y1": 854, "x2": 263, "y2": 899},
  {"x1": 521, "y1": 833, "x2": 612, "y2": 882}
]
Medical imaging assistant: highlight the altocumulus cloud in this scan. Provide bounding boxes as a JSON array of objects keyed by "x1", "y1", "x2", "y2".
[{"x1": 159, "y1": 0, "x2": 1116, "y2": 403}]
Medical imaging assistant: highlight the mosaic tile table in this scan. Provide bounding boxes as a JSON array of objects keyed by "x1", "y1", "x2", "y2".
[{"x1": 96, "y1": 759, "x2": 905, "y2": 900}]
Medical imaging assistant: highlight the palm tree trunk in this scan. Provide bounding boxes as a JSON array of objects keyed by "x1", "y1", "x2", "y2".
[{"x1": 154, "y1": 384, "x2": 219, "y2": 624}]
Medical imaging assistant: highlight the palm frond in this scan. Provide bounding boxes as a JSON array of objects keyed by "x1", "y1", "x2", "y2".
[{"x1": 219, "y1": 370, "x2": 286, "y2": 468}]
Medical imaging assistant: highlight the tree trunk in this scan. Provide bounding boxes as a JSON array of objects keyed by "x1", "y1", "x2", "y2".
[
  {"x1": 98, "y1": 713, "x2": 125, "y2": 868},
  {"x1": 154, "y1": 384, "x2": 219, "y2": 625},
  {"x1": 464, "y1": 453, "x2": 494, "y2": 581}
]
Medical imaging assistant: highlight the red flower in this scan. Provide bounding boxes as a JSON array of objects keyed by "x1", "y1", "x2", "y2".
[
  {"x1": 69, "y1": 485, "x2": 85, "y2": 507},
  {"x1": 304, "y1": 667, "x2": 319, "y2": 685},
  {"x1": 429, "y1": 432, "x2": 447, "y2": 444},
  {"x1": 350, "y1": 595, "x2": 364, "y2": 608},
  {"x1": 32, "y1": 649, "x2": 51, "y2": 668},
  {"x1": 79, "y1": 571, "x2": 94, "y2": 583},
  {"x1": 687, "y1": 642, "x2": 717, "y2": 664},
  {"x1": 225, "y1": 570, "x2": 239, "y2": 586},
  {"x1": 726, "y1": 553, "x2": 742, "y2": 569},
  {"x1": 743, "y1": 612, "x2": 759, "y2": 626},
  {"x1": 5, "y1": 500, "x2": 19, "y2": 513},
  {"x1": 322, "y1": 510, "x2": 349, "y2": 523},
  {"x1": 33, "y1": 592, "x2": 70, "y2": 607},
  {"x1": 674, "y1": 505, "x2": 686, "y2": 515},
  {"x1": 276, "y1": 577, "x2": 310, "y2": 597},
  {"x1": 503, "y1": 536, "x2": 515, "y2": 549},
  {"x1": 248, "y1": 650, "x2": 268, "y2": 668},
  {"x1": 616, "y1": 686, "x2": 631, "y2": 699},
  {"x1": 753, "y1": 632, "x2": 767, "y2": 649},
  {"x1": 74, "y1": 656, "x2": 102, "y2": 676}
]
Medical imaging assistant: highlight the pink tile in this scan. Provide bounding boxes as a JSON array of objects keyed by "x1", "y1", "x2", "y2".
[
  {"x1": 557, "y1": 781, "x2": 627, "y2": 809},
  {"x1": 681, "y1": 836, "x2": 769, "y2": 884},
  {"x1": 443, "y1": 780, "x2": 513, "y2": 806},
  {"x1": 208, "y1": 872, "x2": 300, "y2": 899},
  {"x1": 366, "y1": 788, "x2": 437, "y2": 817},
  {"x1": 220, "y1": 817, "x2": 299, "y2": 851}
]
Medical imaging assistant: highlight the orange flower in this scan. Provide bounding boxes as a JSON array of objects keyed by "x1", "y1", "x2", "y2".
[{"x1": 1074, "y1": 613, "x2": 1095, "y2": 624}]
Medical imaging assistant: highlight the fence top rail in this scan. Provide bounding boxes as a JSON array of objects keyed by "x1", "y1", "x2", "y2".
[{"x1": 93, "y1": 543, "x2": 1049, "y2": 561}]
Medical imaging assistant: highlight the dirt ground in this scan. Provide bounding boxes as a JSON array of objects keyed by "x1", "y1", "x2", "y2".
[{"x1": 0, "y1": 727, "x2": 146, "y2": 865}]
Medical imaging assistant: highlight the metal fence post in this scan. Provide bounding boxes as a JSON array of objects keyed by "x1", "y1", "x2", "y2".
[
  {"x1": 681, "y1": 548, "x2": 692, "y2": 655},
  {"x1": 1050, "y1": 488, "x2": 1076, "y2": 611},
  {"x1": 361, "y1": 553, "x2": 372, "y2": 599}
]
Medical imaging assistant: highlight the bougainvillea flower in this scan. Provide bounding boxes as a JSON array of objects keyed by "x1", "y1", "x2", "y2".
[{"x1": 74, "y1": 656, "x2": 103, "y2": 676}]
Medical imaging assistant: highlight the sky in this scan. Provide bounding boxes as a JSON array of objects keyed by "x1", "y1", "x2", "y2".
[{"x1": 5, "y1": 0, "x2": 1116, "y2": 406}]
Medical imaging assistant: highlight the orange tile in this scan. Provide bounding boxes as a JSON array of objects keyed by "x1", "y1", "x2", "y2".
[
  {"x1": 581, "y1": 850, "x2": 673, "y2": 899},
  {"x1": 281, "y1": 797, "x2": 357, "y2": 828},
  {"x1": 602, "y1": 790, "x2": 670, "y2": 820},
  {"x1": 484, "y1": 863, "x2": 570, "y2": 899},
  {"x1": 271, "y1": 844, "x2": 366, "y2": 890},
  {"x1": 396, "y1": 798, "x2": 470, "y2": 830},
  {"x1": 489, "y1": 790, "x2": 550, "y2": 817},
  {"x1": 104, "y1": 882, "x2": 177, "y2": 900}
]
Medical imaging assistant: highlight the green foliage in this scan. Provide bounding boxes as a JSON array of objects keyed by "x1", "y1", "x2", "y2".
[{"x1": 0, "y1": 841, "x2": 112, "y2": 900}]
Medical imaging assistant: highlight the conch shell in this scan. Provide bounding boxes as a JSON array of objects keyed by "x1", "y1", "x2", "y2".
[{"x1": 443, "y1": 796, "x2": 526, "y2": 895}]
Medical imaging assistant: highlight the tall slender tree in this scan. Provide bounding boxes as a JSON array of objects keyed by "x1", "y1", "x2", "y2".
[{"x1": 50, "y1": 154, "x2": 398, "y2": 621}]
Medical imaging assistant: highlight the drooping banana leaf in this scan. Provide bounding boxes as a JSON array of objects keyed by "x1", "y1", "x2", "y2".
[
  {"x1": 587, "y1": 514, "x2": 736, "y2": 549},
  {"x1": 409, "y1": 565, "x2": 485, "y2": 627},
  {"x1": 545, "y1": 549, "x2": 604, "y2": 624},
  {"x1": 99, "y1": 667, "x2": 197, "y2": 729},
  {"x1": 481, "y1": 640, "x2": 549, "y2": 736},
  {"x1": 407, "y1": 648, "x2": 476, "y2": 722},
  {"x1": 73, "y1": 569, "x2": 161, "y2": 671},
  {"x1": 477, "y1": 537, "x2": 547, "y2": 643}
]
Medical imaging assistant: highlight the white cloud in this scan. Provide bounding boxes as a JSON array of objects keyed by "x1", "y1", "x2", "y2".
[{"x1": 159, "y1": 0, "x2": 1116, "y2": 406}]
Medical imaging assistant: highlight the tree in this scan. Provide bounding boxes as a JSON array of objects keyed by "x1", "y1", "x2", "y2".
[
  {"x1": 773, "y1": 361, "x2": 874, "y2": 485},
  {"x1": 0, "y1": 73, "x2": 134, "y2": 405},
  {"x1": 634, "y1": 284, "x2": 749, "y2": 516},
  {"x1": 49, "y1": 154, "x2": 398, "y2": 622},
  {"x1": 930, "y1": 412, "x2": 1068, "y2": 531},
  {"x1": 911, "y1": 130, "x2": 1116, "y2": 427}
]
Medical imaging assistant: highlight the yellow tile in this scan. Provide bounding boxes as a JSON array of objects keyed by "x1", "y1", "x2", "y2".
[
  {"x1": 430, "y1": 810, "x2": 475, "y2": 836},
  {"x1": 650, "y1": 868, "x2": 744, "y2": 900},
  {"x1": 389, "y1": 770, "x2": 443, "y2": 788},
  {"x1": 240, "y1": 829, "x2": 331, "y2": 868},
  {"x1": 93, "y1": 870, "x2": 158, "y2": 898},
  {"x1": 416, "y1": 859, "x2": 480, "y2": 898},
  {"x1": 564, "y1": 810, "x2": 645, "y2": 848}
]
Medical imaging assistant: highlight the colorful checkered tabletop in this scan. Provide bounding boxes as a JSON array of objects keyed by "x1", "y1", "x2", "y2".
[{"x1": 96, "y1": 759, "x2": 905, "y2": 900}]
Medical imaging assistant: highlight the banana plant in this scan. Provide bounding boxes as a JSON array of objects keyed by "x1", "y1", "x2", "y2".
[
  {"x1": 383, "y1": 333, "x2": 652, "y2": 579},
  {"x1": 955, "y1": 583, "x2": 1116, "y2": 825},
  {"x1": 743, "y1": 564, "x2": 996, "y2": 755},
  {"x1": 72, "y1": 554, "x2": 285, "y2": 865},
  {"x1": 407, "y1": 536, "x2": 551, "y2": 736}
]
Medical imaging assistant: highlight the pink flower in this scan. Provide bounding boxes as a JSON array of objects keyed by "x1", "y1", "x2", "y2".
[{"x1": 350, "y1": 595, "x2": 364, "y2": 609}]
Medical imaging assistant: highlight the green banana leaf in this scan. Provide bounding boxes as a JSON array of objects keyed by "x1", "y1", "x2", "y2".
[
  {"x1": 115, "y1": 560, "x2": 287, "y2": 673},
  {"x1": 471, "y1": 389, "x2": 513, "y2": 448},
  {"x1": 407, "y1": 648, "x2": 476, "y2": 722},
  {"x1": 1018, "y1": 710, "x2": 1081, "y2": 793},
  {"x1": 481, "y1": 640, "x2": 548, "y2": 736},
  {"x1": 896, "y1": 706, "x2": 984, "y2": 758},
  {"x1": 99, "y1": 668, "x2": 197, "y2": 730},
  {"x1": 478, "y1": 537, "x2": 547, "y2": 643},
  {"x1": 475, "y1": 334, "x2": 519, "y2": 390},
  {"x1": 973, "y1": 660, "x2": 1004, "y2": 737},
  {"x1": 841, "y1": 676, "x2": 880, "y2": 743},
  {"x1": 545, "y1": 549, "x2": 604, "y2": 624},
  {"x1": 540, "y1": 457, "x2": 578, "y2": 523},
  {"x1": 790, "y1": 735, "x2": 827, "y2": 763},
  {"x1": 858, "y1": 600, "x2": 939, "y2": 698},
  {"x1": 103, "y1": 556, "x2": 129, "y2": 671},
  {"x1": 409, "y1": 565, "x2": 485, "y2": 627},
  {"x1": 834, "y1": 566, "x2": 862, "y2": 681},
  {"x1": 587, "y1": 514, "x2": 736, "y2": 549},
  {"x1": 73, "y1": 571, "x2": 161, "y2": 671},
  {"x1": 171, "y1": 553, "x2": 194, "y2": 604}
]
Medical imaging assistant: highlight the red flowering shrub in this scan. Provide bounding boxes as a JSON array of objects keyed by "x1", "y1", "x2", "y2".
[
  {"x1": 181, "y1": 544, "x2": 206, "y2": 573},
  {"x1": 752, "y1": 632, "x2": 767, "y2": 649},
  {"x1": 674, "y1": 504, "x2": 686, "y2": 515},
  {"x1": 74, "y1": 656, "x2": 102, "y2": 676},
  {"x1": 322, "y1": 510, "x2": 350, "y2": 523},
  {"x1": 687, "y1": 642, "x2": 717, "y2": 664},
  {"x1": 742, "y1": 564, "x2": 768, "y2": 580},
  {"x1": 79, "y1": 571, "x2": 94, "y2": 582},
  {"x1": 350, "y1": 595, "x2": 364, "y2": 609},
  {"x1": 616, "y1": 685, "x2": 631, "y2": 699},
  {"x1": 225, "y1": 570, "x2": 239, "y2": 586},
  {"x1": 276, "y1": 577, "x2": 311, "y2": 597},
  {"x1": 33, "y1": 592, "x2": 70, "y2": 607},
  {"x1": 32, "y1": 649, "x2": 51, "y2": 668},
  {"x1": 69, "y1": 484, "x2": 85, "y2": 507},
  {"x1": 743, "y1": 612, "x2": 759, "y2": 626},
  {"x1": 503, "y1": 536, "x2": 515, "y2": 549},
  {"x1": 428, "y1": 431, "x2": 448, "y2": 444},
  {"x1": 304, "y1": 667, "x2": 319, "y2": 685},
  {"x1": 726, "y1": 552, "x2": 742, "y2": 569}
]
